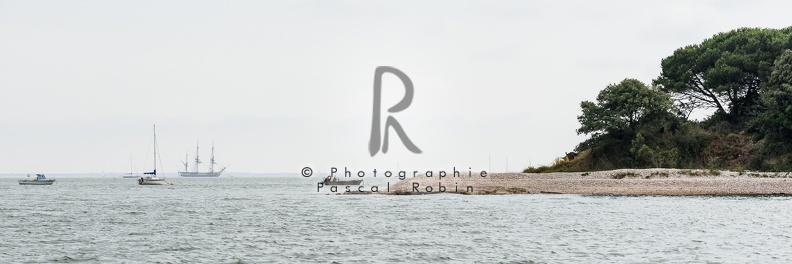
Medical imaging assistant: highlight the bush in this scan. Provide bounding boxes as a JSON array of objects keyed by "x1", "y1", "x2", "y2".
[
  {"x1": 650, "y1": 171, "x2": 669, "y2": 177},
  {"x1": 611, "y1": 172, "x2": 638, "y2": 179},
  {"x1": 523, "y1": 166, "x2": 552, "y2": 173},
  {"x1": 680, "y1": 169, "x2": 721, "y2": 176}
]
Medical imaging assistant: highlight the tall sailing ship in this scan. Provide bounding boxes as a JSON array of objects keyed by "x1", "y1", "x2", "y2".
[{"x1": 178, "y1": 142, "x2": 228, "y2": 177}]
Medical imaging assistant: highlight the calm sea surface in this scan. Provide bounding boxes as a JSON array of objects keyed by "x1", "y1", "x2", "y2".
[{"x1": 2, "y1": 175, "x2": 792, "y2": 263}]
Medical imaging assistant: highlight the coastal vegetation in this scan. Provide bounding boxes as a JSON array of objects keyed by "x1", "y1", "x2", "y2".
[{"x1": 525, "y1": 26, "x2": 792, "y2": 173}]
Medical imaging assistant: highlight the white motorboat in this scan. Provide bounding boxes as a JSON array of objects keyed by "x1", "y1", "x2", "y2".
[
  {"x1": 320, "y1": 175, "x2": 363, "y2": 186},
  {"x1": 19, "y1": 174, "x2": 55, "y2": 185}
]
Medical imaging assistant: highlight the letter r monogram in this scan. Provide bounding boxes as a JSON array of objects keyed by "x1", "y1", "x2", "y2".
[{"x1": 369, "y1": 66, "x2": 422, "y2": 156}]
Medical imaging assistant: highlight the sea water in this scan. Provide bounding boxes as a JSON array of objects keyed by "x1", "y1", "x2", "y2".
[{"x1": 2, "y1": 175, "x2": 792, "y2": 263}]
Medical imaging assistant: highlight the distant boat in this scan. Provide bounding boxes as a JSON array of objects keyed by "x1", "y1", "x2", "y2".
[
  {"x1": 19, "y1": 174, "x2": 55, "y2": 185},
  {"x1": 123, "y1": 153, "x2": 141, "y2": 178},
  {"x1": 320, "y1": 175, "x2": 363, "y2": 186},
  {"x1": 178, "y1": 141, "x2": 228, "y2": 177},
  {"x1": 138, "y1": 125, "x2": 166, "y2": 185}
]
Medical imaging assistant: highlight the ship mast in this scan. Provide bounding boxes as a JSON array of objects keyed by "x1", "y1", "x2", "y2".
[
  {"x1": 194, "y1": 139, "x2": 201, "y2": 173},
  {"x1": 182, "y1": 151, "x2": 189, "y2": 172},
  {"x1": 210, "y1": 141, "x2": 216, "y2": 173}
]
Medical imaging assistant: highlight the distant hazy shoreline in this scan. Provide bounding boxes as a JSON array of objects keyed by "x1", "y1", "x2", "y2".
[{"x1": 387, "y1": 169, "x2": 792, "y2": 195}]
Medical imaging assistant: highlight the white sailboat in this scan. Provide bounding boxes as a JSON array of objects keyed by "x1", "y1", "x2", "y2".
[
  {"x1": 123, "y1": 153, "x2": 141, "y2": 178},
  {"x1": 138, "y1": 125, "x2": 167, "y2": 185}
]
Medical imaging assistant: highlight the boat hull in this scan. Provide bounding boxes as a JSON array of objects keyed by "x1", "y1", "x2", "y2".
[
  {"x1": 138, "y1": 177, "x2": 166, "y2": 185},
  {"x1": 179, "y1": 172, "x2": 221, "y2": 177},
  {"x1": 322, "y1": 179, "x2": 363, "y2": 186},
  {"x1": 19, "y1": 180, "x2": 55, "y2": 185}
]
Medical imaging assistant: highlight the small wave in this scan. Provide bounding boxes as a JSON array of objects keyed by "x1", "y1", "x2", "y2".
[
  {"x1": 221, "y1": 197, "x2": 250, "y2": 201},
  {"x1": 51, "y1": 255, "x2": 99, "y2": 263},
  {"x1": 162, "y1": 246, "x2": 199, "y2": 252},
  {"x1": 54, "y1": 256, "x2": 75, "y2": 262}
]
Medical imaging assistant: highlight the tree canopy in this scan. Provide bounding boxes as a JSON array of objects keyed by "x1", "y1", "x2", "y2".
[
  {"x1": 577, "y1": 78, "x2": 672, "y2": 137},
  {"x1": 654, "y1": 27, "x2": 792, "y2": 120},
  {"x1": 527, "y1": 26, "x2": 792, "y2": 173},
  {"x1": 755, "y1": 49, "x2": 792, "y2": 144}
]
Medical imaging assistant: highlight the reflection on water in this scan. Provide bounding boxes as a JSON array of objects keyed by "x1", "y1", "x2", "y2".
[{"x1": 1, "y1": 176, "x2": 792, "y2": 263}]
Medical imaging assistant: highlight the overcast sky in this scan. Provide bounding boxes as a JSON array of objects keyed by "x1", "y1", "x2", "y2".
[{"x1": 1, "y1": 1, "x2": 791, "y2": 174}]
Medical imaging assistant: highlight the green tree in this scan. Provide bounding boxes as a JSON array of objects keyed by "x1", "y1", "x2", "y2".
[
  {"x1": 577, "y1": 78, "x2": 673, "y2": 138},
  {"x1": 755, "y1": 49, "x2": 792, "y2": 143},
  {"x1": 654, "y1": 27, "x2": 792, "y2": 120},
  {"x1": 576, "y1": 79, "x2": 676, "y2": 168}
]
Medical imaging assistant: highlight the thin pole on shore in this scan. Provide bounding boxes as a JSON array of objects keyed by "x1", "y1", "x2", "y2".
[{"x1": 488, "y1": 154, "x2": 491, "y2": 172}]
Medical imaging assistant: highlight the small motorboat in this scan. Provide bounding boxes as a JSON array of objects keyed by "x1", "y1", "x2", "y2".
[
  {"x1": 320, "y1": 175, "x2": 363, "y2": 186},
  {"x1": 19, "y1": 174, "x2": 56, "y2": 185}
]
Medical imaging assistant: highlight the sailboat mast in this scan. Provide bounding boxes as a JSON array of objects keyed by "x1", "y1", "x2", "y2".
[
  {"x1": 130, "y1": 153, "x2": 134, "y2": 175},
  {"x1": 153, "y1": 124, "x2": 157, "y2": 175}
]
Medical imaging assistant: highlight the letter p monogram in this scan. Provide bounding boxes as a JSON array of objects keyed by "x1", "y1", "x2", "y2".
[{"x1": 369, "y1": 66, "x2": 422, "y2": 156}]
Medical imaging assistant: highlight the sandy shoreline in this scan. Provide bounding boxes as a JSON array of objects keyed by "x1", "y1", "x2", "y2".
[{"x1": 386, "y1": 169, "x2": 792, "y2": 195}]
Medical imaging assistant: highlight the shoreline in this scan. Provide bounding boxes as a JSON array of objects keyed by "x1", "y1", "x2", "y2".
[{"x1": 385, "y1": 169, "x2": 792, "y2": 195}]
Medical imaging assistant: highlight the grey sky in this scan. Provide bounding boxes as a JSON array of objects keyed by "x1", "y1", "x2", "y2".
[{"x1": 1, "y1": 1, "x2": 791, "y2": 174}]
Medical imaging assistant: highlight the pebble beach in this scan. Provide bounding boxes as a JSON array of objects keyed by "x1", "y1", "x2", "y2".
[{"x1": 387, "y1": 169, "x2": 792, "y2": 195}]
